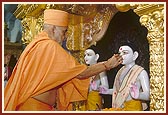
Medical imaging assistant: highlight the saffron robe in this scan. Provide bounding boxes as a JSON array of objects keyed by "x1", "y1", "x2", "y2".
[
  {"x1": 4, "y1": 31, "x2": 90, "y2": 111},
  {"x1": 16, "y1": 97, "x2": 55, "y2": 111}
]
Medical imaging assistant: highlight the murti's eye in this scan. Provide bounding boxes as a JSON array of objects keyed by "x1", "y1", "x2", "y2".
[
  {"x1": 86, "y1": 53, "x2": 93, "y2": 56},
  {"x1": 119, "y1": 51, "x2": 128, "y2": 56},
  {"x1": 123, "y1": 51, "x2": 128, "y2": 54}
]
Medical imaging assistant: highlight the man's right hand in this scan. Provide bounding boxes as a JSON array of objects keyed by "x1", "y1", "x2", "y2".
[{"x1": 105, "y1": 54, "x2": 123, "y2": 69}]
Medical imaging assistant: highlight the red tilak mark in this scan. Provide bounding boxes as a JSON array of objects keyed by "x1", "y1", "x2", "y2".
[{"x1": 120, "y1": 48, "x2": 122, "y2": 50}]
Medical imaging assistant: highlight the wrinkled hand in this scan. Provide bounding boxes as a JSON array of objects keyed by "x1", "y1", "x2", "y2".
[
  {"x1": 130, "y1": 83, "x2": 139, "y2": 99},
  {"x1": 99, "y1": 85, "x2": 110, "y2": 94},
  {"x1": 105, "y1": 54, "x2": 123, "y2": 69}
]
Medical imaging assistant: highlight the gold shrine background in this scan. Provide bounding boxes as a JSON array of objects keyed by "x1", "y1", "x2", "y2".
[{"x1": 4, "y1": 3, "x2": 165, "y2": 111}]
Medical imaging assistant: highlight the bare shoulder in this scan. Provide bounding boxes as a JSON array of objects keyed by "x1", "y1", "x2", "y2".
[{"x1": 138, "y1": 69, "x2": 149, "y2": 80}]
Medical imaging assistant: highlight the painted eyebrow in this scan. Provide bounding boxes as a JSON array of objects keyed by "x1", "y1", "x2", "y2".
[
  {"x1": 119, "y1": 50, "x2": 129, "y2": 52},
  {"x1": 86, "y1": 52, "x2": 94, "y2": 55}
]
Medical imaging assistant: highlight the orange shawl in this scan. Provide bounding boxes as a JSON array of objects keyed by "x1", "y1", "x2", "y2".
[{"x1": 4, "y1": 31, "x2": 90, "y2": 111}]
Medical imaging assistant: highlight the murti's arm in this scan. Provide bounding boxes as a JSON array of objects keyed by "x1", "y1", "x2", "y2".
[
  {"x1": 99, "y1": 70, "x2": 120, "y2": 95},
  {"x1": 99, "y1": 71, "x2": 109, "y2": 88},
  {"x1": 138, "y1": 70, "x2": 150, "y2": 100},
  {"x1": 99, "y1": 73, "x2": 114, "y2": 95},
  {"x1": 98, "y1": 71, "x2": 113, "y2": 94},
  {"x1": 99, "y1": 86, "x2": 113, "y2": 94},
  {"x1": 130, "y1": 70, "x2": 150, "y2": 100}
]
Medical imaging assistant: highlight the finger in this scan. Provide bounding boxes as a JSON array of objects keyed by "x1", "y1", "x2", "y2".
[
  {"x1": 114, "y1": 54, "x2": 119, "y2": 57},
  {"x1": 118, "y1": 60, "x2": 122, "y2": 64},
  {"x1": 116, "y1": 56, "x2": 123, "y2": 61},
  {"x1": 118, "y1": 56, "x2": 123, "y2": 60},
  {"x1": 113, "y1": 54, "x2": 118, "y2": 56}
]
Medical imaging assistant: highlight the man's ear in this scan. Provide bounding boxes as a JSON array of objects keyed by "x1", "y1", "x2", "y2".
[
  {"x1": 95, "y1": 54, "x2": 99, "y2": 61},
  {"x1": 133, "y1": 51, "x2": 139, "y2": 61}
]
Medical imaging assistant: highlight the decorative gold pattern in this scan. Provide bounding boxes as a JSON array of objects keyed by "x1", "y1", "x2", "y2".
[
  {"x1": 66, "y1": 5, "x2": 118, "y2": 50},
  {"x1": 14, "y1": 4, "x2": 118, "y2": 48},
  {"x1": 21, "y1": 15, "x2": 44, "y2": 44},
  {"x1": 133, "y1": 4, "x2": 165, "y2": 111}
]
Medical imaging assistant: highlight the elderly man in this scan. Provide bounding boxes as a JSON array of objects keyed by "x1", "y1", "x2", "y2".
[{"x1": 4, "y1": 9, "x2": 123, "y2": 111}]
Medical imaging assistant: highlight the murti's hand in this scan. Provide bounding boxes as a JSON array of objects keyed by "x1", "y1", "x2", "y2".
[
  {"x1": 130, "y1": 82, "x2": 139, "y2": 99},
  {"x1": 90, "y1": 81, "x2": 98, "y2": 90},
  {"x1": 99, "y1": 85, "x2": 110, "y2": 94}
]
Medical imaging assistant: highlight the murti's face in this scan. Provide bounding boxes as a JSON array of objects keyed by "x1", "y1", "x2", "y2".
[
  {"x1": 118, "y1": 46, "x2": 134, "y2": 65},
  {"x1": 84, "y1": 49, "x2": 97, "y2": 65}
]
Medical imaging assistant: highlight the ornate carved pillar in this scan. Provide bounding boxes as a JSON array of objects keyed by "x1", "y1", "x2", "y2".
[
  {"x1": 134, "y1": 4, "x2": 165, "y2": 111},
  {"x1": 13, "y1": 4, "x2": 46, "y2": 44}
]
